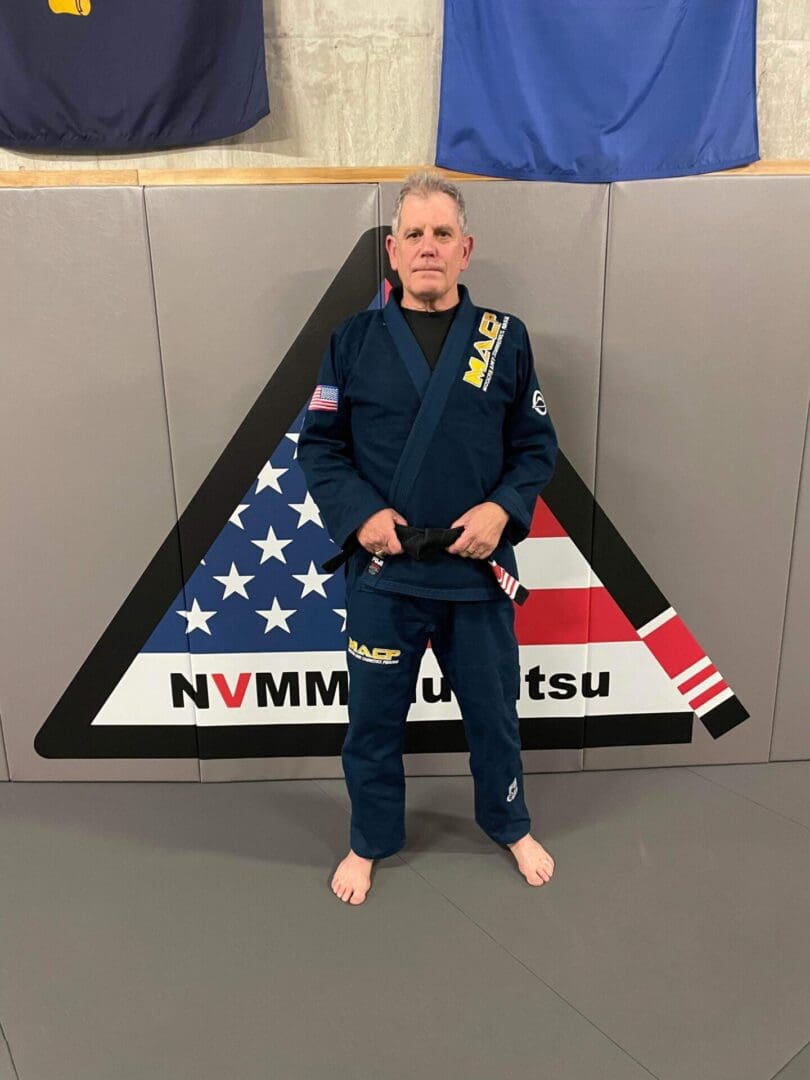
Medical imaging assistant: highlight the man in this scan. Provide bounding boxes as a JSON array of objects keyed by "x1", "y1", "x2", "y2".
[{"x1": 298, "y1": 171, "x2": 558, "y2": 905}]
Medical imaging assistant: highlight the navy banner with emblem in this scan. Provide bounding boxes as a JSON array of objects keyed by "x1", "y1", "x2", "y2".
[
  {"x1": 436, "y1": 0, "x2": 759, "y2": 183},
  {"x1": 0, "y1": 0, "x2": 269, "y2": 152}
]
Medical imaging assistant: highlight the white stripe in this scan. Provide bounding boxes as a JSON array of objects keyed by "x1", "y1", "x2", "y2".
[
  {"x1": 515, "y1": 536, "x2": 601, "y2": 590},
  {"x1": 694, "y1": 686, "x2": 734, "y2": 717},
  {"x1": 93, "y1": 641, "x2": 695, "y2": 727},
  {"x1": 685, "y1": 671, "x2": 724, "y2": 703},
  {"x1": 676, "y1": 657, "x2": 713, "y2": 685},
  {"x1": 637, "y1": 607, "x2": 676, "y2": 638}
]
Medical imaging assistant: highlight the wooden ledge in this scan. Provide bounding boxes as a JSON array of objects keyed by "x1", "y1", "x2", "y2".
[{"x1": 0, "y1": 161, "x2": 808, "y2": 188}]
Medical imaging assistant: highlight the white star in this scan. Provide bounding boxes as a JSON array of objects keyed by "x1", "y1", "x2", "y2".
[
  {"x1": 212, "y1": 562, "x2": 255, "y2": 599},
  {"x1": 285, "y1": 431, "x2": 299, "y2": 459},
  {"x1": 251, "y1": 526, "x2": 294, "y2": 565},
  {"x1": 333, "y1": 608, "x2": 347, "y2": 632},
  {"x1": 292, "y1": 560, "x2": 333, "y2": 598},
  {"x1": 229, "y1": 504, "x2": 250, "y2": 529},
  {"x1": 256, "y1": 597, "x2": 297, "y2": 635},
  {"x1": 256, "y1": 461, "x2": 288, "y2": 495},
  {"x1": 176, "y1": 597, "x2": 217, "y2": 635},
  {"x1": 288, "y1": 491, "x2": 323, "y2": 529}
]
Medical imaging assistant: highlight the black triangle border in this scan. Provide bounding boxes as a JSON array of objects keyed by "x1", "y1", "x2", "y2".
[{"x1": 34, "y1": 226, "x2": 747, "y2": 759}]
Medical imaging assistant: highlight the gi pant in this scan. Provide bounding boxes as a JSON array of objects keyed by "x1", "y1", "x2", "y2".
[{"x1": 343, "y1": 587, "x2": 532, "y2": 859}]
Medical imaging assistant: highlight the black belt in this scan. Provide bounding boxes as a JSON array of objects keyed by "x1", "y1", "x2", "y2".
[{"x1": 321, "y1": 524, "x2": 529, "y2": 605}]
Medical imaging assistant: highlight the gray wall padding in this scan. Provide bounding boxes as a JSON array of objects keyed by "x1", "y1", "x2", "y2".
[
  {"x1": 0, "y1": 188, "x2": 198, "y2": 781},
  {"x1": 586, "y1": 177, "x2": 810, "y2": 768},
  {"x1": 771, "y1": 395, "x2": 810, "y2": 760},
  {"x1": 0, "y1": 177, "x2": 807, "y2": 779}
]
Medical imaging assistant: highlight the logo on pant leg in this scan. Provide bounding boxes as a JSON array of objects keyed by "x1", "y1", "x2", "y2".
[
  {"x1": 348, "y1": 638, "x2": 401, "y2": 665},
  {"x1": 506, "y1": 777, "x2": 518, "y2": 802}
]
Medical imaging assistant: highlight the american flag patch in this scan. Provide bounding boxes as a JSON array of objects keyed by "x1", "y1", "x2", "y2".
[{"x1": 308, "y1": 385, "x2": 339, "y2": 412}]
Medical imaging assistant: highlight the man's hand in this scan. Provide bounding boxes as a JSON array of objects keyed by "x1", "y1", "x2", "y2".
[
  {"x1": 357, "y1": 508, "x2": 409, "y2": 556},
  {"x1": 446, "y1": 501, "x2": 509, "y2": 558}
]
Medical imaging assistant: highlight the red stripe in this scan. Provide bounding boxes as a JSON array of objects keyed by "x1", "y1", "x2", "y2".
[
  {"x1": 384, "y1": 279, "x2": 393, "y2": 302},
  {"x1": 528, "y1": 498, "x2": 567, "y2": 539},
  {"x1": 678, "y1": 663, "x2": 717, "y2": 694},
  {"x1": 644, "y1": 616, "x2": 705, "y2": 678},
  {"x1": 514, "y1": 587, "x2": 638, "y2": 645},
  {"x1": 690, "y1": 680, "x2": 728, "y2": 710}
]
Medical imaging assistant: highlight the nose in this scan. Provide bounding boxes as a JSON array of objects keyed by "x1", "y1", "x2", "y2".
[{"x1": 418, "y1": 230, "x2": 439, "y2": 256}]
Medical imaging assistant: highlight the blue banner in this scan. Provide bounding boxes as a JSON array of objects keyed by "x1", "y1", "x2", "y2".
[
  {"x1": 0, "y1": 0, "x2": 269, "y2": 151},
  {"x1": 437, "y1": 0, "x2": 759, "y2": 182}
]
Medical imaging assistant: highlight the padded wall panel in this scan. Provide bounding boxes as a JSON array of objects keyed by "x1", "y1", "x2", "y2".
[
  {"x1": 145, "y1": 185, "x2": 380, "y2": 519},
  {"x1": 451, "y1": 182, "x2": 608, "y2": 490},
  {"x1": 771, "y1": 398, "x2": 810, "y2": 759},
  {"x1": 381, "y1": 181, "x2": 609, "y2": 775},
  {"x1": 586, "y1": 177, "x2": 810, "y2": 769},
  {"x1": 144, "y1": 185, "x2": 379, "y2": 780},
  {"x1": 0, "y1": 722, "x2": 8, "y2": 781},
  {"x1": 0, "y1": 188, "x2": 196, "y2": 780}
]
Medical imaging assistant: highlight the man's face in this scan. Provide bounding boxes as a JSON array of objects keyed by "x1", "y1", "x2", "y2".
[{"x1": 385, "y1": 192, "x2": 473, "y2": 308}]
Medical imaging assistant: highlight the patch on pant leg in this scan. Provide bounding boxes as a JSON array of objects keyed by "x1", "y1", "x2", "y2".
[
  {"x1": 507, "y1": 777, "x2": 518, "y2": 802},
  {"x1": 348, "y1": 637, "x2": 401, "y2": 665}
]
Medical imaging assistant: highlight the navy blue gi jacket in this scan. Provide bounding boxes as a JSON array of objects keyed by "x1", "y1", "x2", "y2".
[{"x1": 297, "y1": 285, "x2": 558, "y2": 601}]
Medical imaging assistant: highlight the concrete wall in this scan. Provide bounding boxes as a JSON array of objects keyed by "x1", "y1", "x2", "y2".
[{"x1": 0, "y1": 0, "x2": 807, "y2": 172}]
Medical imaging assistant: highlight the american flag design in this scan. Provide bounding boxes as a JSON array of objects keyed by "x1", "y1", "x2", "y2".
[
  {"x1": 308, "y1": 384, "x2": 339, "y2": 412},
  {"x1": 87, "y1": 412, "x2": 746, "y2": 737}
]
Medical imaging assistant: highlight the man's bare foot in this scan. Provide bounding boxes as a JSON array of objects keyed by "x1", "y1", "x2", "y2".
[
  {"x1": 506, "y1": 833, "x2": 555, "y2": 886},
  {"x1": 331, "y1": 850, "x2": 374, "y2": 905}
]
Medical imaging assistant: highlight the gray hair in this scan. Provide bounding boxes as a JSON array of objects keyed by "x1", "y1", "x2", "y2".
[{"x1": 391, "y1": 170, "x2": 469, "y2": 236}]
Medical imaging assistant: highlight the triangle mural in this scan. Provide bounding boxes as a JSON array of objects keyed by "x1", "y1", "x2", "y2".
[{"x1": 35, "y1": 227, "x2": 748, "y2": 759}]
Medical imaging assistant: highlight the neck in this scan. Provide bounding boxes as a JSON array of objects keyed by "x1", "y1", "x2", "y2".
[{"x1": 399, "y1": 285, "x2": 460, "y2": 312}]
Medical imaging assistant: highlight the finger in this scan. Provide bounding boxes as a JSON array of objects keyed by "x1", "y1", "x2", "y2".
[
  {"x1": 386, "y1": 533, "x2": 403, "y2": 555},
  {"x1": 447, "y1": 530, "x2": 469, "y2": 555}
]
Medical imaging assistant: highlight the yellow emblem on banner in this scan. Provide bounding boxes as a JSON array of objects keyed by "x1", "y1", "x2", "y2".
[{"x1": 49, "y1": 0, "x2": 92, "y2": 15}]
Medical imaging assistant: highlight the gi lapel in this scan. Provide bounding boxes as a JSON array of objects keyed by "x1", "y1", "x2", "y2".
[{"x1": 383, "y1": 284, "x2": 478, "y2": 509}]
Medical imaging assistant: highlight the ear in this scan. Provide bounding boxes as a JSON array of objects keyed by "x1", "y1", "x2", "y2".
[
  {"x1": 384, "y1": 232, "x2": 399, "y2": 271},
  {"x1": 460, "y1": 234, "x2": 474, "y2": 270}
]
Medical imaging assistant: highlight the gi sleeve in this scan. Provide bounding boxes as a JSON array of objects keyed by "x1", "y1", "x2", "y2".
[
  {"x1": 487, "y1": 323, "x2": 558, "y2": 546},
  {"x1": 297, "y1": 323, "x2": 390, "y2": 549}
]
